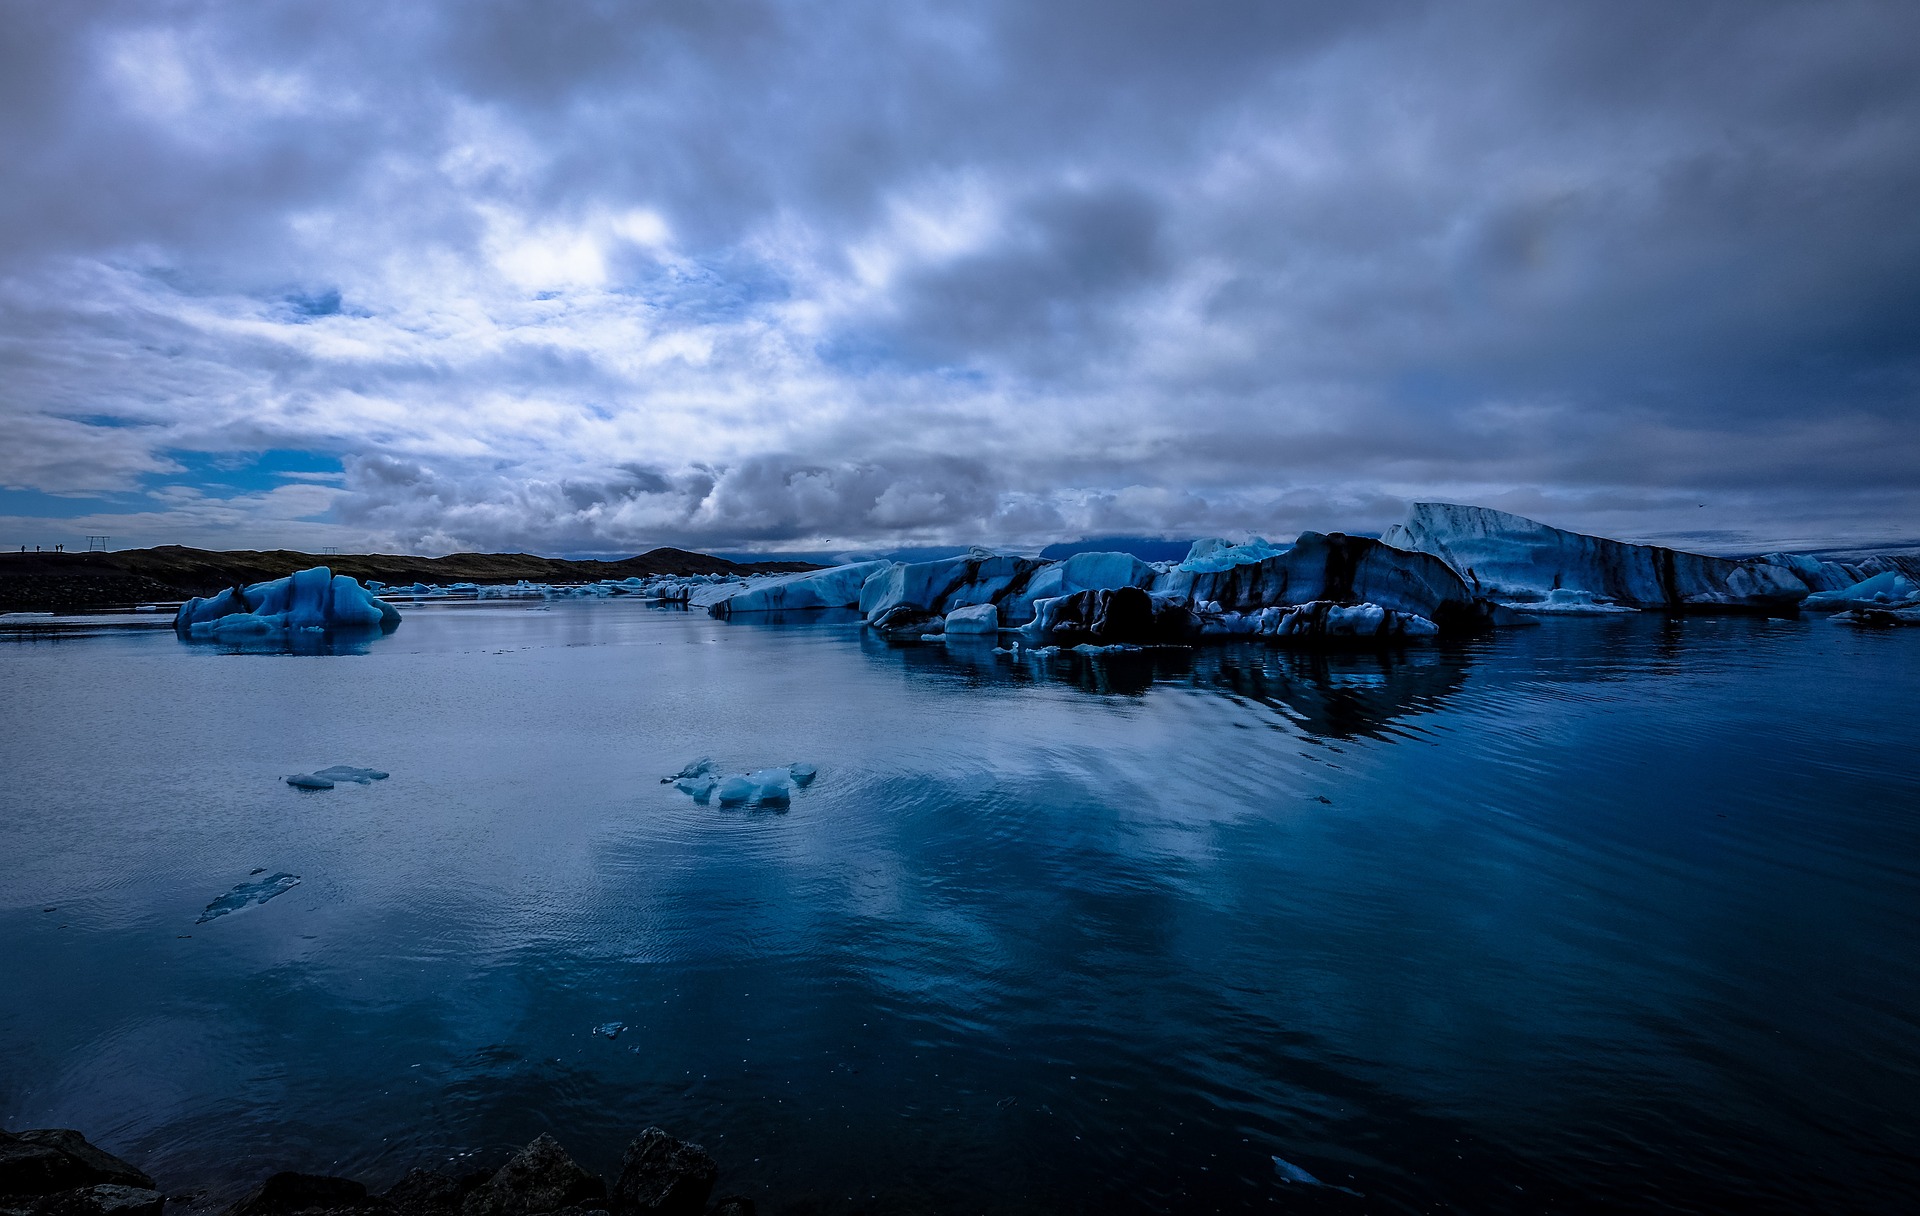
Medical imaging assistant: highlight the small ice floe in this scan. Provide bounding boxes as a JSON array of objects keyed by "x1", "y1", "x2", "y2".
[
  {"x1": 942, "y1": 602, "x2": 1000, "y2": 635},
  {"x1": 198, "y1": 872, "x2": 301, "y2": 923},
  {"x1": 668, "y1": 758, "x2": 817, "y2": 809},
  {"x1": 286, "y1": 765, "x2": 389, "y2": 790},
  {"x1": 592, "y1": 1021, "x2": 627, "y2": 1040},
  {"x1": 1272, "y1": 1155, "x2": 1363, "y2": 1198},
  {"x1": 1505, "y1": 588, "x2": 1637, "y2": 616}
]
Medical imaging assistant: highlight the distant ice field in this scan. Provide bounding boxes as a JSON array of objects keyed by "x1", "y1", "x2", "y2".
[{"x1": 2, "y1": 600, "x2": 1917, "y2": 1214}]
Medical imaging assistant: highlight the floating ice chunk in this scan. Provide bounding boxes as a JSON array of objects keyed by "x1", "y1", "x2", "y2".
[
  {"x1": 1505, "y1": 588, "x2": 1637, "y2": 615},
  {"x1": 197, "y1": 872, "x2": 301, "y2": 923},
  {"x1": 592, "y1": 1021, "x2": 627, "y2": 1040},
  {"x1": 1803, "y1": 570, "x2": 1920, "y2": 610},
  {"x1": 674, "y1": 776, "x2": 717, "y2": 803},
  {"x1": 671, "y1": 757, "x2": 717, "y2": 780},
  {"x1": 1197, "y1": 600, "x2": 1440, "y2": 641},
  {"x1": 943, "y1": 603, "x2": 1000, "y2": 634},
  {"x1": 714, "y1": 775, "x2": 756, "y2": 806},
  {"x1": 312, "y1": 765, "x2": 388, "y2": 784},
  {"x1": 676, "y1": 761, "x2": 815, "y2": 806},
  {"x1": 288, "y1": 765, "x2": 387, "y2": 789},
  {"x1": 746, "y1": 767, "x2": 792, "y2": 807},
  {"x1": 1838, "y1": 605, "x2": 1920, "y2": 627}
]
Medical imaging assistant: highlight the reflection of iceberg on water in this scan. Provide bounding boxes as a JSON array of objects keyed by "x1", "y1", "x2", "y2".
[{"x1": 174, "y1": 567, "x2": 401, "y2": 640}]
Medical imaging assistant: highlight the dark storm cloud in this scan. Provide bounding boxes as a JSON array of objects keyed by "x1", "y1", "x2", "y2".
[{"x1": 2, "y1": 0, "x2": 1918, "y2": 554}]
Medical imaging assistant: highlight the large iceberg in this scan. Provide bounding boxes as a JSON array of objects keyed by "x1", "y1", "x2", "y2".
[
  {"x1": 1159, "y1": 531, "x2": 1485, "y2": 628},
  {"x1": 1019, "y1": 586, "x2": 1201, "y2": 645},
  {"x1": 858, "y1": 549, "x2": 1055, "y2": 624},
  {"x1": 1380, "y1": 503, "x2": 1817, "y2": 610},
  {"x1": 174, "y1": 567, "x2": 401, "y2": 637},
  {"x1": 705, "y1": 561, "x2": 891, "y2": 616},
  {"x1": 998, "y1": 551, "x2": 1158, "y2": 624}
]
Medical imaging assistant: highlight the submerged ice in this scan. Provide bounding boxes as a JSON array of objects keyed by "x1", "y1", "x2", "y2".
[
  {"x1": 286, "y1": 765, "x2": 389, "y2": 790},
  {"x1": 197, "y1": 873, "x2": 301, "y2": 923}
]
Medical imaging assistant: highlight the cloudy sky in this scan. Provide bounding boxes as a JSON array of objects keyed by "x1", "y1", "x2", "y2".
[{"x1": 3, "y1": 0, "x2": 1918, "y2": 557}]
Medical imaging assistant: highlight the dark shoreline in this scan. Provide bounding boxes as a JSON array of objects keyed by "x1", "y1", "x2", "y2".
[
  {"x1": 0, "y1": 549, "x2": 817, "y2": 615},
  {"x1": 1, "y1": 1128, "x2": 759, "y2": 1216}
]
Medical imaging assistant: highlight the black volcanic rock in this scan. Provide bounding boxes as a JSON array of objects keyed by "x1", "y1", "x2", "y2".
[
  {"x1": 0, "y1": 1131, "x2": 154, "y2": 1196},
  {"x1": 31, "y1": 1185, "x2": 165, "y2": 1216},
  {"x1": 380, "y1": 1171, "x2": 470, "y2": 1216},
  {"x1": 461, "y1": 1138, "x2": 603, "y2": 1216},
  {"x1": 222, "y1": 1173, "x2": 369, "y2": 1216},
  {"x1": 610, "y1": 1131, "x2": 715, "y2": 1216}
]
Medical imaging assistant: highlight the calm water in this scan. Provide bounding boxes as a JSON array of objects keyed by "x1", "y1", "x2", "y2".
[{"x1": 2, "y1": 602, "x2": 1917, "y2": 1214}]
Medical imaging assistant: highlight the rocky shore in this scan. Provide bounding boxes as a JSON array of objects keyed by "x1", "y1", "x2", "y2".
[{"x1": 1, "y1": 1128, "x2": 748, "y2": 1216}]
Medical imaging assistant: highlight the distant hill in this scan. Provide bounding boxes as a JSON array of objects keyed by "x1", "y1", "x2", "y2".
[{"x1": 0, "y1": 546, "x2": 818, "y2": 613}]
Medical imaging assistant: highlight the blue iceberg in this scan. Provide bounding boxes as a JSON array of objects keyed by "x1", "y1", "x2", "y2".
[{"x1": 175, "y1": 567, "x2": 401, "y2": 638}]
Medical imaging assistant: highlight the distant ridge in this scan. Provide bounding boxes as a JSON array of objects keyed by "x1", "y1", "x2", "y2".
[{"x1": 0, "y1": 545, "x2": 819, "y2": 613}]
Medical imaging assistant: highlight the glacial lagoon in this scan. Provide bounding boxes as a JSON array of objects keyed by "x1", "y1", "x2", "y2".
[{"x1": 3, "y1": 599, "x2": 1918, "y2": 1213}]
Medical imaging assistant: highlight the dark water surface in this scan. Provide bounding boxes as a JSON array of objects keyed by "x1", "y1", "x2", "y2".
[{"x1": 2, "y1": 602, "x2": 1917, "y2": 1213}]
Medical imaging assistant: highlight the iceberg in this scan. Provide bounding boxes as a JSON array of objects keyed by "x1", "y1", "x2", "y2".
[
  {"x1": 1160, "y1": 531, "x2": 1486, "y2": 628},
  {"x1": 1380, "y1": 503, "x2": 1813, "y2": 610},
  {"x1": 1020, "y1": 586, "x2": 1200, "y2": 646},
  {"x1": 1178, "y1": 536, "x2": 1288, "y2": 573},
  {"x1": 175, "y1": 567, "x2": 401, "y2": 636},
  {"x1": 706, "y1": 561, "x2": 891, "y2": 616},
  {"x1": 859, "y1": 550, "x2": 1054, "y2": 625},
  {"x1": 1802, "y1": 570, "x2": 1920, "y2": 611},
  {"x1": 998, "y1": 551, "x2": 1158, "y2": 624},
  {"x1": 943, "y1": 603, "x2": 1000, "y2": 634}
]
